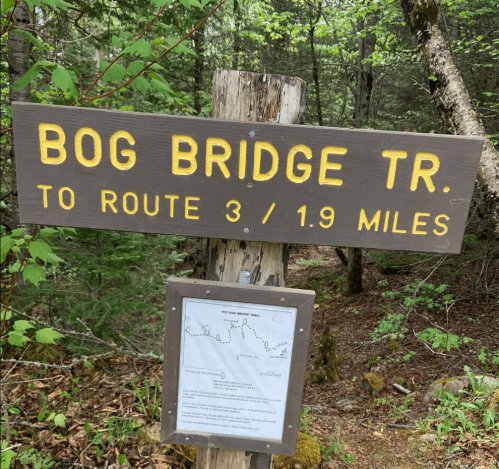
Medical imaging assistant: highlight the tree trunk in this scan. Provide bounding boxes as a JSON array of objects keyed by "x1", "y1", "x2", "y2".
[
  {"x1": 345, "y1": 10, "x2": 378, "y2": 296},
  {"x1": 232, "y1": 1, "x2": 242, "y2": 70},
  {"x1": 309, "y1": 6, "x2": 323, "y2": 126},
  {"x1": 193, "y1": 27, "x2": 204, "y2": 115},
  {"x1": 400, "y1": 0, "x2": 499, "y2": 197},
  {"x1": 199, "y1": 69, "x2": 306, "y2": 469},
  {"x1": 8, "y1": 2, "x2": 31, "y2": 229}
]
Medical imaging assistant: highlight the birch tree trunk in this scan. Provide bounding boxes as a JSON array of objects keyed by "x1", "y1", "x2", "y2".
[
  {"x1": 400, "y1": 0, "x2": 499, "y2": 197},
  {"x1": 8, "y1": 2, "x2": 31, "y2": 229},
  {"x1": 198, "y1": 69, "x2": 306, "y2": 469}
]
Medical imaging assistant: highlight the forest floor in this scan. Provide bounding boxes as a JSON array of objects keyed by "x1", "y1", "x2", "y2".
[{"x1": 1, "y1": 244, "x2": 498, "y2": 469}]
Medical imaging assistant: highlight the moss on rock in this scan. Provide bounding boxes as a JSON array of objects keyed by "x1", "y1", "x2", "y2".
[
  {"x1": 361, "y1": 372, "x2": 385, "y2": 396},
  {"x1": 273, "y1": 432, "x2": 321, "y2": 469}
]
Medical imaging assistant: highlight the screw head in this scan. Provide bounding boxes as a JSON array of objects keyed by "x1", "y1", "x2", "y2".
[
  {"x1": 281, "y1": 298, "x2": 285, "y2": 302},
  {"x1": 250, "y1": 131, "x2": 255, "y2": 137},
  {"x1": 168, "y1": 411, "x2": 172, "y2": 415},
  {"x1": 245, "y1": 272, "x2": 250, "y2": 278},
  {"x1": 186, "y1": 437, "x2": 189, "y2": 441},
  {"x1": 206, "y1": 290, "x2": 210, "y2": 295},
  {"x1": 288, "y1": 425, "x2": 292, "y2": 429},
  {"x1": 243, "y1": 227, "x2": 250, "y2": 233},
  {"x1": 172, "y1": 307, "x2": 176, "y2": 311},
  {"x1": 299, "y1": 328, "x2": 304, "y2": 333}
]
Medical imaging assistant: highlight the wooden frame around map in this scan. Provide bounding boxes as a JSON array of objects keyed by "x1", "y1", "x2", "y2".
[{"x1": 160, "y1": 277, "x2": 315, "y2": 455}]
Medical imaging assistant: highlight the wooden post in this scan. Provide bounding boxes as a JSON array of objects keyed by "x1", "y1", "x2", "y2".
[{"x1": 196, "y1": 70, "x2": 306, "y2": 469}]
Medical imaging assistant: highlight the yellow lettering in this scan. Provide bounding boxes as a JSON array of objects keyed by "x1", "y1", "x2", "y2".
[
  {"x1": 206, "y1": 138, "x2": 231, "y2": 178},
  {"x1": 382, "y1": 150, "x2": 407, "y2": 189},
  {"x1": 172, "y1": 135, "x2": 198, "y2": 175},
  {"x1": 123, "y1": 192, "x2": 138, "y2": 215},
  {"x1": 101, "y1": 190, "x2": 118, "y2": 213},
  {"x1": 239, "y1": 140, "x2": 247, "y2": 179},
  {"x1": 358, "y1": 209, "x2": 381, "y2": 231},
  {"x1": 164, "y1": 195, "x2": 179, "y2": 218},
  {"x1": 262, "y1": 203, "x2": 276, "y2": 224},
  {"x1": 37, "y1": 184, "x2": 52, "y2": 208},
  {"x1": 410, "y1": 153, "x2": 440, "y2": 192},
  {"x1": 253, "y1": 141, "x2": 278, "y2": 181},
  {"x1": 39, "y1": 123, "x2": 66, "y2": 165},
  {"x1": 75, "y1": 127, "x2": 102, "y2": 167},
  {"x1": 144, "y1": 194, "x2": 159, "y2": 216},
  {"x1": 383, "y1": 211, "x2": 390, "y2": 232},
  {"x1": 433, "y1": 214, "x2": 449, "y2": 236},
  {"x1": 319, "y1": 146, "x2": 346, "y2": 186},
  {"x1": 226, "y1": 200, "x2": 241, "y2": 222},
  {"x1": 297, "y1": 205, "x2": 306, "y2": 227},
  {"x1": 287, "y1": 144, "x2": 312, "y2": 183},
  {"x1": 110, "y1": 130, "x2": 136, "y2": 170},
  {"x1": 185, "y1": 196, "x2": 200, "y2": 219},
  {"x1": 412, "y1": 212, "x2": 430, "y2": 235},
  {"x1": 392, "y1": 211, "x2": 407, "y2": 233},
  {"x1": 58, "y1": 187, "x2": 74, "y2": 210},
  {"x1": 319, "y1": 206, "x2": 335, "y2": 228}
]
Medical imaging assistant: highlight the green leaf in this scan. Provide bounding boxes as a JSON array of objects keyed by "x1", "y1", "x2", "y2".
[
  {"x1": 2, "y1": 0, "x2": 16, "y2": 11},
  {"x1": 53, "y1": 413, "x2": 66, "y2": 427},
  {"x1": 122, "y1": 39, "x2": 152, "y2": 58},
  {"x1": 102, "y1": 63, "x2": 126, "y2": 83},
  {"x1": 14, "y1": 60, "x2": 54, "y2": 90},
  {"x1": 46, "y1": 252, "x2": 65, "y2": 265},
  {"x1": 165, "y1": 37, "x2": 196, "y2": 56},
  {"x1": 47, "y1": 0, "x2": 73, "y2": 10},
  {"x1": 118, "y1": 454, "x2": 126, "y2": 466},
  {"x1": 126, "y1": 60, "x2": 146, "y2": 76},
  {"x1": 1, "y1": 236, "x2": 14, "y2": 263},
  {"x1": 36, "y1": 328, "x2": 64, "y2": 344},
  {"x1": 150, "y1": 78, "x2": 174, "y2": 96},
  {"x1": 52, "y1": 65, "x2": 78, "y2": 101},
  {"x1": 11, "y1": 228, "x2": 26, "y2": 237},
  {"x1": 40, "y1": 227, "x2": 59, "y2": 236},
  {"x1": 12, "y1": 29, "x2": 46, "y2": 51},
  {"x1": 131, "y1": 75, "x2": 151, "y2": 93},
  {"x1": 28, "y1": 238, "x2": 52, "y2": 262},
  {"x1": 8, "y1": 330, "x2": 31, "y2": 347},
  {"x1": 179, "y1": 0, "x2": 203, "y2": 9},
  {"x1": 9, "y1": 260, "x2": 21, "y2": 274},
  {"x1": 13, "y1": 320, "x2": 35, "y2": 333},
  {"x1": 1, "y1": 308, "x2": 12, "y2": 321},
  {"x1": 111, "y1": 35, "x2": 123, "y2": 49},
  {"x1": 22, "y1": 263, "x2": 45, "y2": 287},
  {"x1": 149, "y1": 63, "x2": 166, "y2": 72}
]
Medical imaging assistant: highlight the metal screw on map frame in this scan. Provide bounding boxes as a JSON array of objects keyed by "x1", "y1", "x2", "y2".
[
  {"x1": 299, "y1": 329, "x2": 304, "y2": 333},
  {"x1": 244, "y1": 227, "x2": 250, "y2": 233},
  {"x1": 250, "y1": 131, "x2": 255, "y2": 137},
  {"x1": 172, "y1": 307, "x2": 176, "y2": 311}
]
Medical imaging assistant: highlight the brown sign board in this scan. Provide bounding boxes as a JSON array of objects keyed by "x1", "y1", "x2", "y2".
[
  {"x1": 13, "y1": 102, "x2": 483, "y2": 253},
  {"x1": 161, "y1": 277, "x2": 314, "y2": 455}
]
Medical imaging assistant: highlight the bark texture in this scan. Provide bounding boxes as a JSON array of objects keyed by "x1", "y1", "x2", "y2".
[
  {"x1": 200, "y1": 69, "x2": 306, "y2": 469},
  {"x1": 401, "y1": 0, "x2": 499, "y2": 197},
  {"x1": 8, "y1": 2, "x2": 31, "y2": 228}
]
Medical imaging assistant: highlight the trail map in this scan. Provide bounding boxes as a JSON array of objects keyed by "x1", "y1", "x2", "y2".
[{"x1": 177, "y1": 298, "x2": 297, "y2": 440}]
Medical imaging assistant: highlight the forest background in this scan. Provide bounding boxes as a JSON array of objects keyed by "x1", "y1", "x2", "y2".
[{"x1": 1, "y1": 0, "x2": 498, "y2": 467}]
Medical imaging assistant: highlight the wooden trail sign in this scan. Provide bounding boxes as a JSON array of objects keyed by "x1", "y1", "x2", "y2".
[{"x1": 12, "y1": 102, "x2": 483, "y2": 254}]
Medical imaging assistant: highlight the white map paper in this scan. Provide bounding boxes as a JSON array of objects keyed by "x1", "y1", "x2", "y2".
[{"x1": 177, "y1": 298, "x2": 297, "y2": 440}]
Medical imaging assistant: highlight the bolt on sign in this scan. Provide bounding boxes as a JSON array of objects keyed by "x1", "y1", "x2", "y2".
[
  {"x1": 13, "y1": 102, "x2": 483, "y2": 253},
  {"x1": 161, "y1": 278, "x2": 315, "y2": 455}
]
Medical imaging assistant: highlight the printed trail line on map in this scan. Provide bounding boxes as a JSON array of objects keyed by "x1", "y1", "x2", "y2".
[{"x1": 181, "y1": 298, "x2": 296, "y2": 376}]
